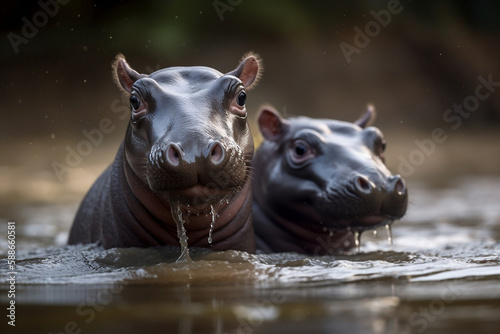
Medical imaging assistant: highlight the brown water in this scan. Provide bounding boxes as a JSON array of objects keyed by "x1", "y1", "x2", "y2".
[{"x1": 1, "y1": 176, "x2": 500, "y2": 334}]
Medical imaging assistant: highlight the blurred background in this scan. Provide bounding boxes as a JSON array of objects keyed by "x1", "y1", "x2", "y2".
[{"x1": 1, "y1": 0, "x2": 500, "y2": 206}]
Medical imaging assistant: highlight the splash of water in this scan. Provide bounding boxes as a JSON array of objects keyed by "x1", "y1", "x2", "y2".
[
  {"x1": 170, "y1": 201, "x2": 192, "y2": 263},
  {"x1": 385, "y1": 224, "x2": 393, "y2": 247},
  {"x1": 208, "y1": 205, "x2": 216, "y2": 245}
]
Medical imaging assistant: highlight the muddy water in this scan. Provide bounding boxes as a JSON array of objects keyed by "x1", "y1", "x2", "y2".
[{"x1": 1, "y1": 177, "x2": 500, "y2": 334}]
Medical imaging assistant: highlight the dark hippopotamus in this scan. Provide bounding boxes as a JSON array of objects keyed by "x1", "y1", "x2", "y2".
[
  {"x1": 68, "y1": 53, "x2": 262, "y2": 257},
  {"x1": 252, "y1": 105, "x2": 408, "y2": 254}
]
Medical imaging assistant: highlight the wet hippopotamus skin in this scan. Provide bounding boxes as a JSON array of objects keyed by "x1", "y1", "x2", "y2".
[
  {"x1": 252, "y1": 106, "x2": 408, "y2": 254},
  {"x1": 68, "y1": 53, "x2": 262, "y2": 252}
]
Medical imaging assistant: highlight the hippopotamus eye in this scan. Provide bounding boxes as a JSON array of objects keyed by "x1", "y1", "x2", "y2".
[
  {"x1": 130, "y1": 95, "x2": 141, "y2": 110},
  {"x1": 376, "y1": 138, "x2": 386, "y2": 163},
  {"x1": 230, "y1": 90, "x2": 247, "y2": 118},
  {"x1": 295, "y1": 143, "x2": 307, "y2": 156},
  {"x1": 129, "y1": 94, "x2": 147, "y2": 123},
  {"x1": 237, "y1": 91, "x2": 247, "y2": 106},
  {"x1": 376, "y1": 137, "x2": 386, "y2": 155},
  {"x1": 289, "y1": 140, "x2": 315, "y2": 166},
  {"x1": 380, "y1": 140, "x2": 387, "y2": 153}
]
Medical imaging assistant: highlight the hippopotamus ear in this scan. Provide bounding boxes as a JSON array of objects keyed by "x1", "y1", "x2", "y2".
[
  {"x1": 258, "y1": 106, "x2": 289, "y2": 142},
  {"x1": 112, "y1": 54, "x2": 147, "y2": 95},
  {"x1": 227, "y1": 52, "x2": 263, "y2": 90},
  {"x1": 355, "y1": 104, "x2": 377, "y2": 128}
]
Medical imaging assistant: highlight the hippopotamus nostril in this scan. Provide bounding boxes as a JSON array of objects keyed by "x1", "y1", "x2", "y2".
[
  {"x1": 354, "y1": 175, "x2": 374, "y2": 195},
  {"x1": 391, "y1": 175, "x2": 406, "y2": 195},
  {"x1": 207, "y1": 141, "x2": 226, "y2": 165},
  {"x1": 165, "y1": 143, "x2": 182, "y2": 167}
]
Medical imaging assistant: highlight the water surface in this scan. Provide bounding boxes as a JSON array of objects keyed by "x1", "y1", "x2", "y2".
[{"x1": 1, "y1": 176, "x2": 500, "y2": 334}]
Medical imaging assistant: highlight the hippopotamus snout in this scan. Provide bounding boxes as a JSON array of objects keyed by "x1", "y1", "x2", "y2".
[
  {"x1": 160, "y1": 140, "x2": 230, "y2": 168},
  {"x1": 348, "y1": 173, "x2": 408, "y2": 230},
  {"x1": 352, "y1": 174, "x2": 406, "y2": 204},
  {"x1": 147, "y1": 136, "x2": 246, "y2": 193}
]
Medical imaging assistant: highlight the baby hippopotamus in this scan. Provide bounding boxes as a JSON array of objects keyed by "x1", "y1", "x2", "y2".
[
  {"x1": 69, "y1": 53, "x2": 262, "y2": 256},
  {"x1": 252, "y1": 106, "x2": 408, "y2": 254}
]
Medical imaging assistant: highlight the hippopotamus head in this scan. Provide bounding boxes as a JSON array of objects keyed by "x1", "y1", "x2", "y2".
[
  {"x1": 252, "y1": 106, "x2": 408, "y2": 253},
  {"x1": 68, "y1": 54, "x2": 263, "y2": 254},
  {"x1": 113, "y1": 53, "x2": 261, "y2": 211}
]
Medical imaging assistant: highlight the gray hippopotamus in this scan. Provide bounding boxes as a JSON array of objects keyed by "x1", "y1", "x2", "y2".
[
  {"x1": 68, "y1": 53, "x2": 262, "y2": 255},
  {"x1": 252, "y1": 106, "x2": 408, "y2": 254}
]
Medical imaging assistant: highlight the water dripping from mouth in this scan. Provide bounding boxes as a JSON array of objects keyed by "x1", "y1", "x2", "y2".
[
  {"x1": 385, "y1": 224, "x2": 393, "y2": 247},
  {"x1": 208, "y1": 204, "x2": 216, "y2": 245},
  {"x1": 170, "y1": 200, "x2": 192, "y2": 263},
  {"x1": 353, "y1": 230, "x2": 362, "y2": 253},
  {"x1": 373, "y1": 229, "x2": 378, "y2": 237}
]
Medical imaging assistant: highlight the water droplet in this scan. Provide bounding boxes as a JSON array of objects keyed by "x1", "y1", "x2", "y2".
[
  {"x1": 385, "y1": 224, "x2": 393, "y2": 246},
  {"x1": 373, "y1": 230, "x2": 378, "y2": 237},
  {"x1": 208, "y1": 205, "x2": 217, "y2": 245},
  {"x1": 328, "y1": 229, "x2": 334, "y2": 237},
  {"x1": 170, "y1": 201, "x2": 192, "y2": 263},
  {"x1": 353, "y1": 231, "x2": 361, "y2": 253}
]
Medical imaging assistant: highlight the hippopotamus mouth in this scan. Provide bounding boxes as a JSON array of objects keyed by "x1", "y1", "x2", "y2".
[
  {"x1": 159, "y1": 184, "x2": 237, "y2": 215},
  {"x1": 302, "y1": 177, "x2": 408, "y2": 232},
  {"x1": 331, "y1": 214, "x2": 398, "y2": 231},
  {"x1": 144, "y1": 139, "x2": 251, "y2": 214},
  {"x1": 302, "y1": 204, "x2": 402, "y2": 233}
]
